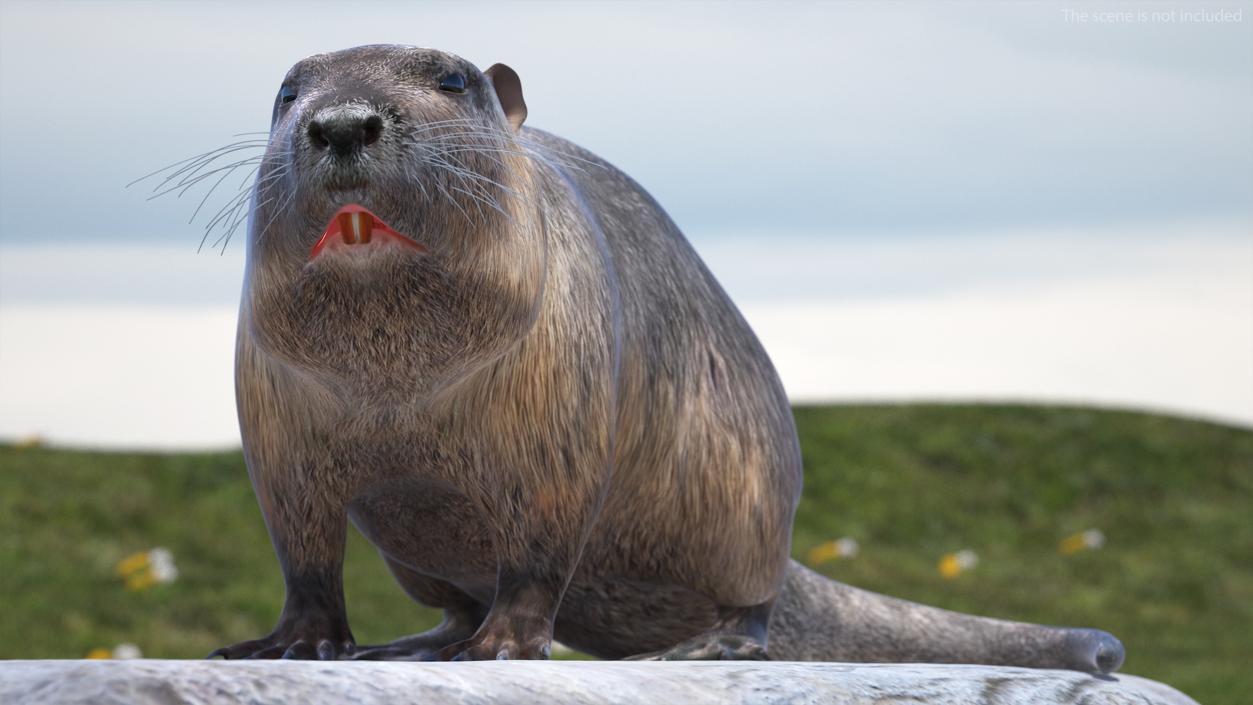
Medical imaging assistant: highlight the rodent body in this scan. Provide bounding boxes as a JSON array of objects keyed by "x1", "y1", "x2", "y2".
[{"x1": 216, "y1": 45, "x2": 1124, "y2": 669}]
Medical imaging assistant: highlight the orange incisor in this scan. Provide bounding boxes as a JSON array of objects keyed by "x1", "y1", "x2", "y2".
[{"x1": 339, "y1": 211, "x2": 374, "y2": 244}]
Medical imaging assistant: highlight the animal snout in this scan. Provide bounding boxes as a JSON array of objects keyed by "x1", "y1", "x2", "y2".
[{"x1": 307, "y1": 105, "x2": 384, "y2": 157}]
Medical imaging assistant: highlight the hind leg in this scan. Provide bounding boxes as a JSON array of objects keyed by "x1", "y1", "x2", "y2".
[
  {"x1": 352, "y1": 556, "x2": 487, "y2": 660},
  {"x1": 626, "y1": 601, "x2": 772, "y2": 661}
]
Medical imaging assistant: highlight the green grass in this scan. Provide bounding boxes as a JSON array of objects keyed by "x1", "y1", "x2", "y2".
[{"x1": 1, "y1": 404, "x2": 1249, "y2": 703}]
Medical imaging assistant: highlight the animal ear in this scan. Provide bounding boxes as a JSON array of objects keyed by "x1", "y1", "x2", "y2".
[{"x1": 484, "y1": 63, "x2": 527, "y2": 131}]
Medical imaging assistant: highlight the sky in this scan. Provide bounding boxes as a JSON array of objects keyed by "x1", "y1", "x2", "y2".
[{"x1": 0, "y1": 1, "x2": 1251, "y2": 447}]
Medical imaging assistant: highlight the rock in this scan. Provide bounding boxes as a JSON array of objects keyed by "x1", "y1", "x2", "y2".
[{"x1": 0, "y1": 660, "x2": 1199, "y2": 705}]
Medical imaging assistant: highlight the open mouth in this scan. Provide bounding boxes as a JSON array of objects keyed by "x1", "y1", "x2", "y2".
[{"x1": 309, "y1": 204, "x2": 426, "y2": 259}]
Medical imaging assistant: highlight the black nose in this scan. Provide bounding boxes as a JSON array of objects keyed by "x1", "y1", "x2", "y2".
[{"x1": 307, "y1": 106, "x2": 384, "y2": 156}]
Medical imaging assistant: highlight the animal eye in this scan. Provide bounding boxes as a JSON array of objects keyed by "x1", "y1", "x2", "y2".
[
  {"x1": 439, "y1": 73, "x2": 466, "y2": 94},
  {"x1": 279, "y1": 85, "x2": 297, "y2": 104}
]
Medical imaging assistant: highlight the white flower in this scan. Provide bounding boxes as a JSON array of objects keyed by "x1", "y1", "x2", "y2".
[
  {"x1": 148, "y1": 547, "x2": 179, "y2": 584},
  {"x1": 113, "y1": 643, "x2": 143, "y2": 659},
  {"x1": 1081, "y1": 529, "x2": 1106, "y2": 549},
  {"x1": 953, "y1": 549, "x2": 978, "y2": 569},
  {"x1": 834, "y1": 537, "x2": 860, "y2": 558}
]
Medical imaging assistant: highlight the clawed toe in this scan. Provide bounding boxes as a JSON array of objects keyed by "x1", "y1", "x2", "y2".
[
  {"x1": 437, "y1": 635, "x2": 552, "y2": 661},
  {"x1": 208, "y1": 634, "x2": 354, "y2": 661}
]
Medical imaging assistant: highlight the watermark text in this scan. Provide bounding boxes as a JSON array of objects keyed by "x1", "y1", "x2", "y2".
[{"x1": 1061, "y1": 7, "x2": 1244, "y2": 24}]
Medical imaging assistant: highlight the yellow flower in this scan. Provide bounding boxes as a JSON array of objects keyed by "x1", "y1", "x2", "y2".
[
  {"x1": 938, "y1": 549, "x2": 978, "y2": 579},
  {"x1": 84, "y1": 644, "x2": 143, "y2": 659},
  {"x1": 125, "y1": 573, "x2": 158, "y2": 591},
  {"x1": 807, "y1": 538, "x2": 860, "y2": 565},
  {"x1": 116, "y1": 548, "x2": 179, "y2": 590},
  {"x1": 1059, "y1": 529, "x2": 1105, "y2": 555},
  {"x1": 116, "y1": 551, "x2": 150, "y2": 578}
]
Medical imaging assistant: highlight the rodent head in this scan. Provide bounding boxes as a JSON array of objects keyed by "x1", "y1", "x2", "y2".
[{"x1": 244, "y1": 45, "x2": 545, "y2": 402}]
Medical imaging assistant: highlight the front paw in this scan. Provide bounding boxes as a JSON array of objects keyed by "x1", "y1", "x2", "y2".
[{"x1": 208, "y1": 622, "x2": 355, "y2": 660}]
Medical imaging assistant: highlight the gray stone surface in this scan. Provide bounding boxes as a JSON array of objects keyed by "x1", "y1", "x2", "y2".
[{"x1": 0, "y1": 660, "x2": 1199, "y2": 705}]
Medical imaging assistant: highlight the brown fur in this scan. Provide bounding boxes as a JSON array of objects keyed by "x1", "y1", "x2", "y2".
[{"x1": 212, "y1": 45, "x2": 1123, "y2": 671}]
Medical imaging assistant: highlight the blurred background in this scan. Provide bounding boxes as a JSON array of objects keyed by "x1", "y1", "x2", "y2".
[
  {"x1": 1, "y1": 1, "x2": 1250, "y2": 703},
  {"x1": 1, "y1": 0, "x2": 1249, "y2": 447}
]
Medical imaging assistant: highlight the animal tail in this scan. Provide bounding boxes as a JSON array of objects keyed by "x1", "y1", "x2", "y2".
[{"x1": 767, "y1": 560, "x2": 1125, "y2": 673}]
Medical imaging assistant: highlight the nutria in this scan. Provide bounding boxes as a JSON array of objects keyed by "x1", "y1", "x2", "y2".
[{"x1": 196, "y1": 44, "x2": 1122, "y2": 671}]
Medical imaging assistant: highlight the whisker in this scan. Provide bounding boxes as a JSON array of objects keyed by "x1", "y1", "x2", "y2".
[
  {"x1": 428, "y1": 153, "x2": 492, "y2": 220},
  {"x1": 178, "y1": 156, "x2": 264, "y2": 201},
  {"x1": 424, "y1": 132, "x2": 599, "y2": 173},
  {"x1": 198, "y1": 188, "x2": 252, "y2": 253},
  {"x1": 146, "y1": 155, "x2": 264, "y2": 201},
  {"x1": 188, "y1": 163, "x2": 257, "y2": 224},
  {"x1": 208, "y1": 190, "x2": 263, "y2": 253},
  {"x1": 423, "y1": 147, "x2": 518, "y2": 190},
  {"x1": 429, "y1": 179, "x2": 472, "y2": 226},
  {"x1": 202, "y1": 188, "x2": 254, "y2": 243},
  {"x1": 156, "y1": 141, "x2": 270, "y2": 184},
  {"x1": 146, "y1": 145, "x2": 268, "y2": 196},
  {"x1": 422, "y1": 151, "x2": 511, "y2": 220},
  {"x1": 408, "y1": 117, "x2": 499, "y2": 132},
  {"x1": 128, "y1": 141, "x2": 268, "y2": 189},
  {"x1": 217, "y1": 194, "x2": 266, "y2": 252},
  {"x1": 195, "y1": 156, "x2": 285, "y2": 226},
  {"x1": 257, "y1": 173, "x2": 297, "y2": 246}
]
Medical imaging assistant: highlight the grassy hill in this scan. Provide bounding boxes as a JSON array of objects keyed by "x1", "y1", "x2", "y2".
[{"x1": 1, "y1": 404, "x2": 1249, "y2": 703}]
